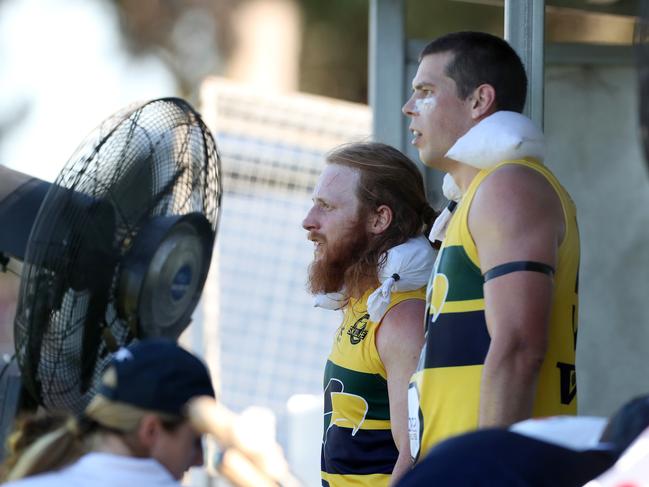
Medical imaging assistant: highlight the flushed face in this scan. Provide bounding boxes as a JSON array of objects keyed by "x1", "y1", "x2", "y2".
[
  {"x1": 302, "y1": 163, "x2": 370, "y2": 294},
  {"x1": 302, "y1": 163, "x2": 363, "y2": 262}
]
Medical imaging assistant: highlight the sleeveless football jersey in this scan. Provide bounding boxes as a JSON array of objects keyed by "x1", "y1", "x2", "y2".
[
  {"x1": 408, "y1": 158, "x2": 580, "y2": 462},
  {"x1": 321, "y1": 287, "x2": 426, "y2": 487}
]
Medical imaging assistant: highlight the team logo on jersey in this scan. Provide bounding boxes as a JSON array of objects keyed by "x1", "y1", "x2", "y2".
[
  {"x1": 427, "y1": 273, "x2": 449, "y2": 323},
  {"x1": 335, "y1": 322, "x2": 345, "y2": 343},
  {"x1": 347, "y1": 313, "x2": 369, "y2": 345},
  {"x1": 323, "y1": 378, "x2": 368, "y2": 445}
]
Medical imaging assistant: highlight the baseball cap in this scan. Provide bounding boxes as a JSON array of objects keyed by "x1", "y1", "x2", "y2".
[{"x1": 95, "y1": 338, "x2": 215, "y2": 417}]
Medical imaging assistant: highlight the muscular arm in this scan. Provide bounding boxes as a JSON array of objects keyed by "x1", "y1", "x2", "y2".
[
  {"x1": 375, "y1": 298, "x2": 426, "y2": 485},
  {"x1": 468, "y1": 164, "x2": 565, "y2": 428}
]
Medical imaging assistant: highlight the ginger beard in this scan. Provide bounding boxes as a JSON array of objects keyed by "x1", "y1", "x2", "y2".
[{"x1": 307, "y1": 216, "x2": 371, "y2": 295}]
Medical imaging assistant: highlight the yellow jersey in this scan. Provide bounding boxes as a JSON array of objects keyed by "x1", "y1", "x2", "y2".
[
  {"x1": 408, "y1": 158, "x2": 580, "y2": 462},
  {"x1": 322, "y1": 287, "x2": 425, "y2": 487}
]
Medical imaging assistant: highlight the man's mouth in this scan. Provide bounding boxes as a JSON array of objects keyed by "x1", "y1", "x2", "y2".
[
  {"x1": 308, "y1": 234, "x2": 325, "y2": 253},
  {"x1": 311, "y1": 242, "x2": 325, "y2": 261},
  {"x1": 410, "y1": 129, "x2": 422, "y2": 146}
]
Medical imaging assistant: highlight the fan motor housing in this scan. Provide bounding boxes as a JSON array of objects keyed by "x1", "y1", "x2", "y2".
[{"x1": 117, "y1": 213, "x2": 214, "y2": 339}]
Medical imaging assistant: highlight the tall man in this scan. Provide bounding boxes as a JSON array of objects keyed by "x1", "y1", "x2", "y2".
[
  {"x1": 302, "y1": 142, "x2": 437, "y2": 486},
  {"x1": 403, "y1": 32, "x2": 580, "y2": 461}
]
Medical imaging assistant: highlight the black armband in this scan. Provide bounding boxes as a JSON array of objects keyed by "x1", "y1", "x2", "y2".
[{"x1": 483, "y1": 261, "x2": 555, "y2": 282}]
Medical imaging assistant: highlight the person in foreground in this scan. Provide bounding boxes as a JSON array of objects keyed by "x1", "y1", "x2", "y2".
[
  {"x1": 403, "y1": 31, "x2": 580, "y2": 462},
  {"x1": 3, "y1": 338, "x2": 215, "y2": 486},
  {"x1": 303, "y1": 142, "x2": 437, "y2": 486},
  {"x1": 397, "y1": 394, "x2": 649, "y2": 486}
]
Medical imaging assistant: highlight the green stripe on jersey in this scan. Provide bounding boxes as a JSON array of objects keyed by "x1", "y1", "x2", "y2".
[
  {"x1": 437, "y1": 245, "x2": 484, "y2": 301},
  {"x1": 324, "y1": 360, "x2": 390, "y2": 420}
]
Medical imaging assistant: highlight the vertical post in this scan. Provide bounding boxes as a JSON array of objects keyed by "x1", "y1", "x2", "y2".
[
  {"x1": 504, "y1": 0, "x2": 545, "y2": 129},
  {"x1": 369, "y1": 0, "x2": 406, "y2": 149}
]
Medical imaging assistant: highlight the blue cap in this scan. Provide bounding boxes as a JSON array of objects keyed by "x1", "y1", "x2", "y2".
[{"x1": 97, "y1": 338, "x2": 215, "y2": 416}]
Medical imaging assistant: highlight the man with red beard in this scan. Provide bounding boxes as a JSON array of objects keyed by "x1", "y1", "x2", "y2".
[{"x1": 302, "y1": 142, "x2": 437, "y2": 487}]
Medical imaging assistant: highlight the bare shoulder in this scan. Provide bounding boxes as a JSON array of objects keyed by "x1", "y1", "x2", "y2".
[
  {"x1": 376, "y1": 298, "x2": 425, "y2": 363},
  {"x1": 469, "y1": 164, "x2": 565, "y2": 270},
  {"x1": 477, "y1": 164, "x2": 561, "y2": 211},
  {"x1": 470, "y1": 164, "x2": 564, "y2": 237}
]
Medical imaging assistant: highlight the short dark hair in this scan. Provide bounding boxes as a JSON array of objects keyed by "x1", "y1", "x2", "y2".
[
  {"x1": 420, "y1": 31, "x2": 528, "y2": 113},
  {"x1": 326, "y1": 142, "x2": 437, "y2": 297}
]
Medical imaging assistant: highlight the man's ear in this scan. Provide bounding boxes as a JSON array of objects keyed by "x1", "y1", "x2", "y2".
[
  {"x1": 137, "y1": 414, "x2": 161, "y2": 449},
  {"x1": 470, "y1": 84, "x2": 496, "y2": 119},
  {"x1": 368, "y1": 205, "x2": 392, "y2": 235}
]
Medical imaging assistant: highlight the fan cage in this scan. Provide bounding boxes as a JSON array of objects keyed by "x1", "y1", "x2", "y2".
[{"x1": 14, "y1": 97, "x2": 221, "y2": 413}]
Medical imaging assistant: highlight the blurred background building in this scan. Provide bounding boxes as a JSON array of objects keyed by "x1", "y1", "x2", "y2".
[{"x1": 0, "y1": 0, "x2": 645, "y2": 485}]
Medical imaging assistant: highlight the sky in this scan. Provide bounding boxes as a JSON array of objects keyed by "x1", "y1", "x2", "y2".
[{"x1": 0, "y1": 0, "x2": 177, "y2": 181}]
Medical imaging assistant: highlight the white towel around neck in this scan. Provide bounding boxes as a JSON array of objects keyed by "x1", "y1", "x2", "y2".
[
  {"x1": 430, "y1": 110, "x2": 546, "y2": 243},
  {"x1": 314, "y1": 235, "x2": 435, "y2": 322}
]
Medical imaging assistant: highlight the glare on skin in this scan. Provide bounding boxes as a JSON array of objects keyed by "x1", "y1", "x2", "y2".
[
  {"x1": 302, "y1": 164, "x2": 363, "y2": 261},
  {"x1": 402, "y1": 51, "x2": 476, "y2": 172}
]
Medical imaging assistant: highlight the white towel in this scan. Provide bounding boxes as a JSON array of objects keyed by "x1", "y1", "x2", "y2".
[
  {"x1": 314, "y1": 236, "x2": 434, "y2": 322},
  {"x1": 430, "y1": 111, "x2": 546, "y2": 243},
  {"x1": 366, "y1": 235, "x2": 434, "y2": 322}
]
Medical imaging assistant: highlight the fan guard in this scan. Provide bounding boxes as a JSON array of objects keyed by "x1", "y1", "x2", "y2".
[{"x1": 13, "y1": 97, "x2": 221, "y2": 413}]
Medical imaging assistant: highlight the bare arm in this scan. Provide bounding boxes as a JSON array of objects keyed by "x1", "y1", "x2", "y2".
[
  {"x1": 375, "y1": 298, "x2": 426, "y2": 485},
  {"x1": 468, "y1": 164, "x2": 564, "y2": 427}
]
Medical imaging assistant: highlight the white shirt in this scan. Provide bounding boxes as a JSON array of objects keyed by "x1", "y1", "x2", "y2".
[
  {"x1": 510, "y1": 415, "x2": 608, "y2": 451},
  {"x1": 4, "y1": 452, "x2": 181, "y2": 486}
]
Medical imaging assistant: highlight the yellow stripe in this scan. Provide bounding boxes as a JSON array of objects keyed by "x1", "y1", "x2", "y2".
[
  {"x1": 441, "y1": 298, "x2": 484, "y2": 313},
  {"x1": 322, "y1": 471, "x2": 391, "y2": 487},
  {"x1": 329, "y1": 419, "x2": 391, "y2": 431},
  {"x1": 412, "y1": 365, "x2": 482, "y2": 455},
  {"x1": 358, "y1": 419, "x2": 391, "y2": 430}
]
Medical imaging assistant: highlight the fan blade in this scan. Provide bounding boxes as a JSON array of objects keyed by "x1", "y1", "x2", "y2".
[{"x1": 0, "y1": 166, "x2": 51, "y2": 261}]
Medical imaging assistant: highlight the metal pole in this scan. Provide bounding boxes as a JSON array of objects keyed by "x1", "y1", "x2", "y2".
[
  {"x1": 369, "y1": 0, "x2": 406, "y2": 149},
  {"x1": 504, "y1": 0, "x2": 545, "y2": 129}
]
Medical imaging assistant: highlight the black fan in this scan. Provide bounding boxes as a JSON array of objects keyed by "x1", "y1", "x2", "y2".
[{"x1": 11, "y1": 97, "x2": 221, "y2": 413}]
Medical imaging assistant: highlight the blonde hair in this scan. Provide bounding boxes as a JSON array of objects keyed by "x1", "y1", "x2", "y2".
[
  {"x1": 85, "y1": 394, "x2": 178, "y2": 429},
  {"x1": 4, "y1": 361, "x2": 188, "y2": 481},
  {"x1": 4, "y1": 415, "x2": 86, "y2": 481}
]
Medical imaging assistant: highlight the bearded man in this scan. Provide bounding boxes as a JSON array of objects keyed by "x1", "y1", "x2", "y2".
[{"x1": 302, "y1": 142, "x2": 437, "y2": 487}]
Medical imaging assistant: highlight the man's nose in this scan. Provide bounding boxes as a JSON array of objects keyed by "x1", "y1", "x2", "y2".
[
  {"x1": 302, "y1": 207, "x2": 317, "y2": 231},
  {"x1": 402, "y1": 95, "x2": 417, "y2": 116}
]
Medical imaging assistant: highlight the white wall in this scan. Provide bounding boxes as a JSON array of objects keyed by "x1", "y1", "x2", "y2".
[{"x1": 545, "y1": 63, "x2": 649, "y2": 417}]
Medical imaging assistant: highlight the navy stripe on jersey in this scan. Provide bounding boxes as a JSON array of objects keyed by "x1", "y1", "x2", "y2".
[
  {"x1": 424, "y1": 310, "x2": 491, "y2": 368},
  {"x1": 321, "y1": 426, "x2": 399, "y2": 475}
]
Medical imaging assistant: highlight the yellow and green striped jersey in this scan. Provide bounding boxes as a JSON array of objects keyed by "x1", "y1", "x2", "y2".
[
  {"x1": 409, "y1": 158, "x2": 580, "y2": 462},
  {"x1": 322, "y1": 287, "x2": 425, "y2": 487}
]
